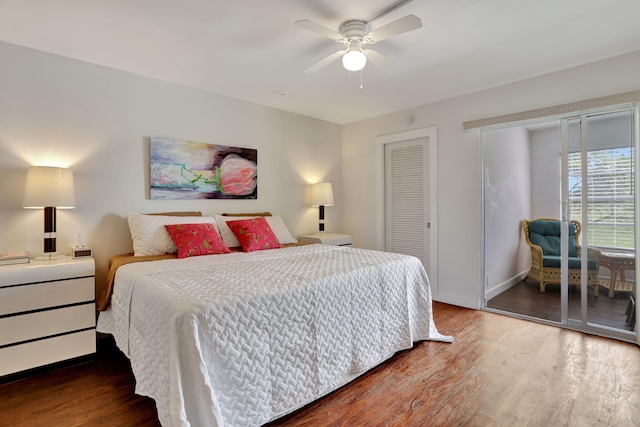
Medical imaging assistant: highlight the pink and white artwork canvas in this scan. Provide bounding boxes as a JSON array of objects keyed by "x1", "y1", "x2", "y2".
[{"x1": 149, "y1": 137, "x2": 257, "y2": 200}]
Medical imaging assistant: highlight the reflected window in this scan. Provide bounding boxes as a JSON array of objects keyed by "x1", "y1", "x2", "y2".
[{"x1": 568, "y1": 147, "x2": 634, "y2": 250}]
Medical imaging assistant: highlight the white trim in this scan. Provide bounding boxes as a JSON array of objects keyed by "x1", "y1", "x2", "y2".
[
  {"x1": 474, "y1": 103, "x2": 636, "y2": 133},
  {"x1": 580, "y1": 114, "x2": 589, "y2": 326},
  {"x1": 635, "y1": 102, "x2": 640, "y2": 345},
  {"x1": 561, "y1": 118, "x2": 569, "y2": 324},
  {"x1": 463, "y1": 90, "x2": 640, "y2": 130},
  {"x1": 377, "y1": 126, "x2": 438, "y2": 292},
  {"x1": 485, "y1": 270, "x2": 529, "y2": 300},
  {"x1": 432, "y1": 292, "x2": 481, "y2": 310}
]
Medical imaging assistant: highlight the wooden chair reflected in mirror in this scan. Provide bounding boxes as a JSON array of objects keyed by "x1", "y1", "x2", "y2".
[{"x1": 522, "y1": 219, "x2": 601, "y2": 295}]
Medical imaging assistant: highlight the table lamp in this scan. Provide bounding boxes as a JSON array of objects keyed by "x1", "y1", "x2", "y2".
[
  {"x1": 310, "y1": 181, "x2": 334, "y2": 234},
  {"x1": 23, "y1": 166, "x2": 75, "y2": 260}
]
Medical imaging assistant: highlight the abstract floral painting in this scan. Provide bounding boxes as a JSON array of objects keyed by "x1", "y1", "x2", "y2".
[{"x1": 149, "y1": 137, "x2": 257, "y2": 200}]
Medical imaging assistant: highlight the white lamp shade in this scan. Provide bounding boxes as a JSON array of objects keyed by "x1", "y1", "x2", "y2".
[
  {"x1": 311, "y1": 182, "x2": 334, "y2": 207},
  {"x1": 342, "y1": 50, "x2": 367, "y2": 71},
  {"x1": 24, "y1": 166, "x2": 76, "y2": 209}
]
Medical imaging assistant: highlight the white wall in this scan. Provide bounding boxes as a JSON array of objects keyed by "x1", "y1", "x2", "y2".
[
  {"x1": 343, "y1": 50, "x2": 640, "y2": 309},
  {"x1": 530, "y1": 125, "x2": 562, "y2": 219},
  {"x1": 0, "y1": 42, "x2": 343, "y2": 296},
  {"x1": 483, "y1": 127, "x2": 531, "y2": 298}
]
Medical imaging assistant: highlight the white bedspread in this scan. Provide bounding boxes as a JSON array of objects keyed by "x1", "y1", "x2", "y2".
[{"x1": 97, "y1": 244, "x2": 452, "y2": 427}]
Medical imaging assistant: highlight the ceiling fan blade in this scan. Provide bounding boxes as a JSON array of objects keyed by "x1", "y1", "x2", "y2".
[
  {"x1": 364, "y1": 49, "x2": 394, "y2": 73},
  {"x1": 367, "y1": 0, "x2": 414, "y2": 25},
  {"x1": 367, "y1": 15, "x2": 422, "y2": 43},
  {"x1": 305, "y1": 50, "x2": 346, "y2": 73},
  {"x1": 294, "y1": 20, "x2": 343, "y2": 41}
]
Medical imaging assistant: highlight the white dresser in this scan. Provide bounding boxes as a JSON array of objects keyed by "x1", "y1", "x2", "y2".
[{"x1": 0, "y1": 257, "x2": 96, "y2": 377}]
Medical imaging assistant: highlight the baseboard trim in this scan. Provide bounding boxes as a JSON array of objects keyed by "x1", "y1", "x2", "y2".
[
  {"x1": 432, "y1": 292, "x2": 481, "y2": 310},
  {"x1": 485, "y1": 270, "x2": 529, "y2": 300}
]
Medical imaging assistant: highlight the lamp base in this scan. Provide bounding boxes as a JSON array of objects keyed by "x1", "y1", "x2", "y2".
[
  {"x1": 33, "y1": 253, "x2": 67, "y2": 262},
  {"x1": 318, "y1": 205, "x2": 325, "y2": 233}
]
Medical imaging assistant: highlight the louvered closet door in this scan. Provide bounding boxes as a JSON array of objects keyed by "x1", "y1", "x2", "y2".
[{"x1": 384, "y1": 138, "x2": 430, "y2": 271}]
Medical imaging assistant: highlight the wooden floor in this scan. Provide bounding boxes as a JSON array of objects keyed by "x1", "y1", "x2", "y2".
[
  {"x1": 487, "y1": 278, "x2": 634, "y2": 331},
  {"x1": 1, "y1": 302, "x2": 638, "y2": 427}
]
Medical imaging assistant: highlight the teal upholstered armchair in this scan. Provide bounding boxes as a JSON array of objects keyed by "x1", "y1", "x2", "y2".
[{"x1": 522, "y1": 219, "x2": 601, "y2": 294}]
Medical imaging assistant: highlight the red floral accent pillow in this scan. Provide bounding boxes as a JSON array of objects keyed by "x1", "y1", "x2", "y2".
[
  {"x1": 165, "y1": 223, "x2": 230, "y2": 258},
  {"x1": 226, "y1": 217, "x2": 283, "y2": 252}
]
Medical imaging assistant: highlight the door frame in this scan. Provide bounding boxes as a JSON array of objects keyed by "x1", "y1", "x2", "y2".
[{"x1": 377, "y1": 126, "x2": 438, "y2": 291}]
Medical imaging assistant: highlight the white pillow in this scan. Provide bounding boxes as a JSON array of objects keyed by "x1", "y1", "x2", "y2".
[
  {"x1": 127, "y1": 212, "x2": 219, "y2": 256},
  {"x1": 214, "y1": 214, "x2": 298, "y2": 247}
]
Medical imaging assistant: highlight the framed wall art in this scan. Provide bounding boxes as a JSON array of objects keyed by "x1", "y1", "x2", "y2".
[{"x1": 149, "y1": 137, "x2": 257, "y2": 200}]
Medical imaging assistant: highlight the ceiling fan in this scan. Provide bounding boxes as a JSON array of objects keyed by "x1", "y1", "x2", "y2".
[{"x1": 294, "y1": 0, "x2": 422, "y2": 73}]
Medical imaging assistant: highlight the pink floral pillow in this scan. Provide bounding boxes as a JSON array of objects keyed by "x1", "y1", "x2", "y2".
[
  {"x1": 226, "y1": 217, "x2": 283, "y2": 252},
  {"x1": 165, "y1": 223, "x2": 230, "y2": 258}
]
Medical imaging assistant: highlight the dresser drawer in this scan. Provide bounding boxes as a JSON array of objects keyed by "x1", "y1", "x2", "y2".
[
  {"x1": 0, "y1": 258, "x2": 95, "y2": 286},
  {"x1": 0, "y1": 303, "x2": 95, "y2": 347},
  {"x1": 0, "y1": 277, "x2": 94, "y2": 316},
  {"x1": 0, "y1": 329, "x2": 96, "y2": 376}
]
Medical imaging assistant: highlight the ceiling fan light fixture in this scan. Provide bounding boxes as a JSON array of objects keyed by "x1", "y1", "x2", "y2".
[{"x1": 342, "y1": 49, "x2": 367, "y2": 71}]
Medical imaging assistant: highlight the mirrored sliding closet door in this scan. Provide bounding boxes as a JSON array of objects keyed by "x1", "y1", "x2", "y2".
[{"x1": 484, "y1": 106, "x2": 637, "y2": 343}]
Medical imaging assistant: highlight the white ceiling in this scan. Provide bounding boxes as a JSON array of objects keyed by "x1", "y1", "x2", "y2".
[{"x1": 1, "y1": 0, "x2": 639, "y2": 125}]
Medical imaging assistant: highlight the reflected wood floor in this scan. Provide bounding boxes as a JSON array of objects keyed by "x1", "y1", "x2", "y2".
[
  {"x1": 487, "y1": 278, "x2": 634, "y2": 331},
  {"x1": 1, "y1": 302, "x2": 638, "y2": 427}
]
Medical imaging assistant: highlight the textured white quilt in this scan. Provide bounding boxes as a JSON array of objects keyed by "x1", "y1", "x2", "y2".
[{"x1": 97, "y1": 244, "x2": 452, "y2": 427}]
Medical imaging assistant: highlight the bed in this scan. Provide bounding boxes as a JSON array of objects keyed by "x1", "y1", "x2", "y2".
[{"x1": 96, "y1": 212, "x2": 452, "y2": 427}]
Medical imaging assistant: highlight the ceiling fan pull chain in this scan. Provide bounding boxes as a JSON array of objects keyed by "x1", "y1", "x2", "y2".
[{"x1": 360, "y1": 70, "x2": 364, "y2": 89}]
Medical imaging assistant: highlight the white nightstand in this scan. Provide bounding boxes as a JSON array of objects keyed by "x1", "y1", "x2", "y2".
[
  {"x1": 299, "y1": 233, "x2": 353, "y2": 247},
  {"x1": 0, "y1": 257, "x2": 96, "y2": 377}
]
